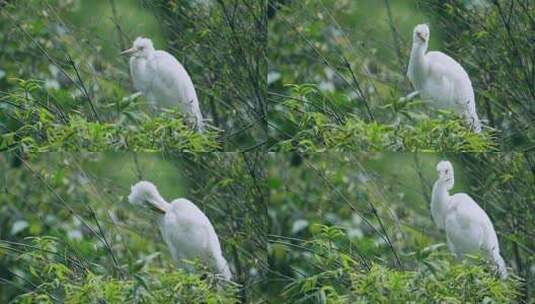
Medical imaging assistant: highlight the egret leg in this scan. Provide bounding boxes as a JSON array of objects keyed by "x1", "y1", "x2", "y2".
[{"x1": 400, "y1": 91, "x2": 419, "y2": 102}]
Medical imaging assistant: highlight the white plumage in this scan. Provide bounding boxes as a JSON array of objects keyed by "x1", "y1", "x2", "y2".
[
  {"x1": 407, "y1": 24, "x2": 481, "y2": 133},
  {"x1": 431, "y1": 160, "x2": 507, "y2": 279},
  {"x1": 128, "y1": 181, "x2": 231, "y2": 280},
  {"x1": 121, "y1": 37, "x2": 204, "y2": 131}
]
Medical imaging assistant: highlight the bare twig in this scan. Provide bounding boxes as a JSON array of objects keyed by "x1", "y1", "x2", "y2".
[
  {"x1": 66, "y1": 53, "x2": 100, "y2": 122},
  {"x1": 383, "y1": 0, "x2": 404, "y2": 72}
]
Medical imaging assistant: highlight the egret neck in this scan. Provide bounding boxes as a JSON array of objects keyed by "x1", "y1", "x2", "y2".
[
  {"x1": 408, "y1": 40, "x2": 427, "y2": 87},
  {"x1": 431, "y1": 178, "x2": 450, "y2": 230},
  {"x1": 146, "y1": 191, "x2": 170, "y2": 214}
]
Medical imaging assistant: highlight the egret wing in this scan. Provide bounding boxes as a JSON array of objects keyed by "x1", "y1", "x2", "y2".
[
  {"x1": 149, "y1": 51, "x2": 199, "y2": 106},
  {"x1": 426, "y1": 51, "x2": 475, "y2": 105}
]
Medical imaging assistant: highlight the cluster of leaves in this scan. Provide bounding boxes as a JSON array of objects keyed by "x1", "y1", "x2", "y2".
[
  {"x1": 6, "y1": 237, "x2": 239, "y2": 304},
  {"x1": 271, "y1": 84, "x2": 497, "y2": 151},
  {"x1": 1, "y1": 79, "x2": 221, "y2": 152},
  {"x1": 273, "y1": 225, "x2": 521, "y2": 303}
]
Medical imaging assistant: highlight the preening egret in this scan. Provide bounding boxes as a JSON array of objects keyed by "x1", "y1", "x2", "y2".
[
  {"x1": 407, "y1": 24, "x2": 482, "y2": 133},
  {"x1": 128, "y1": 181, "x2": 231, "y2": 280},
  {"x1": 121, "y1": 37, "x2": 205, "y2": 131},
  {"x1": 431, "y1": 161, "x2": 507, "y2": 279}
]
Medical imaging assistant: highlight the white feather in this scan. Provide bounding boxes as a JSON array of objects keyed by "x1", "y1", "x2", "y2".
[
  {"x1": 124, "y1": 37, "x2": 204, "y2": 131},
  {"x1": 431, "y1": 161, "x2": 507, "y2": 279},
  {"x1": 408, "y1": 24, "x2": 481, "y2": 133},
  {"x1": 128, "y1": 181, "x2": 231, "y2": 280}
]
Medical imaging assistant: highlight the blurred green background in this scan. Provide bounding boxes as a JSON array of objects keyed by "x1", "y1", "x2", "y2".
[{"x1": 66, "y1": 0, "x2": 166, "y2": 58}]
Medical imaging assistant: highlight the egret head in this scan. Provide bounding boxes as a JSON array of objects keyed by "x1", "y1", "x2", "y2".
[
  {"x1": 121, "y1": 37, "x2": 155, "y2": 58},
  {"x1": 128, "y1": 181, "x2": 167, "y2": 213},
  {"x1": 413, "y1": 24, "x2": 430, "y2": 45},
  {"x1": 436, "y1": 160, "x2": 454, "y2": 190}
]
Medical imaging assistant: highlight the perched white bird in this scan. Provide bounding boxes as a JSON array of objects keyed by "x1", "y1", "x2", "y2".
[
  {"x1": 431, "y1": 160, "x2": 507, "y2": 279},
  {"x1": 128, "y1": 181, "x2": 231, "y2": 280},
  {"x1": 121, "y1": 37, "x2": 205, "y2": 131},
  {"x1": 407, "y1": 24, "x2": 481, "y2": 133}
]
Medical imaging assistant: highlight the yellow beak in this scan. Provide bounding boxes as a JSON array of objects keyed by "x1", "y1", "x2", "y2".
[
  {"x1": 149, "y1": 203, "x2": 166, "y2": 214},
  {"x1": 120, "y1": 47, "x2": 137, "y2": 55}
]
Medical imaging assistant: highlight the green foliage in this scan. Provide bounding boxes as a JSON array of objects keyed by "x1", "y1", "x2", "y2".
[
  {"x1": 0, "y1": 0, "x2": 267, "y2": 151},
  {"x1": 1, "y1": 79, "x2": 221, "y2": 152},
  {"x1": 8, "y1": 237, "x2": 239, "y2": 304},
  {"x1": 276, "y1": 225, "x2": 521, "y2": 304},
  {"x1": 268, "y1": 0, "x2": 535, "y2": 151},
  {"x1": 272, "y1": 84, "x2": 497, "y2": 152},
  {"x1": 266, "y1": 153, "x2": 535, "y2": 303},
  {"x1": 424, "y1": 0, "x2": 535, "y2": 149},
  {"x1": 351, "y1": 261, "x2": 518, "y2": 304},
  {"x1": 0, "y1": 153, "x2": 267, "y2": 302}
]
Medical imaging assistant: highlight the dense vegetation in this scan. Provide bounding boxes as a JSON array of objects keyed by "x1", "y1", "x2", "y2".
[
  {"x1": 0, "y1": 153, "x2": 267, "y2": 302},
  {"x1": 1, "y1": 152, "x2": 534, "y2": 303},
  {"x1": 268, "y1": 0, "x2": 535, "y2": 151},
  {"x1": 273, "y1": 84, "x2": 497, "y2": 152},
  {"x1": 265, "y1": 152, "x2": 534, "y2": 303},
  {"x1": 1, "y1": 0, "x2": 534, "y2": 303},
  {"x1": 0, "y1": 0, "x2": 267, "y2": 152}
]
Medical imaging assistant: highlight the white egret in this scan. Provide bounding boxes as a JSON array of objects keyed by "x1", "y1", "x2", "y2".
[
  {"x1": 431, "y1": 160, "x2": 507, "y2": 279},
  {"x1": 128, "y1": 181, "x2": 231, "y2": 280},
  {"x1": 121, "y1": 37, "x2": 205, "y2": 131},
  {"x1": 407, "y1": 24, "x2": 482, "y2": 133}
]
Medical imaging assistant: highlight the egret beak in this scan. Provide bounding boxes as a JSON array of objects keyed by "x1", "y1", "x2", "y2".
[
  {"x1": 120, "y1": 47, "x2": 137, "y2": 55},
  {"x1": 148, "y1": 203, "x2": 166, "y2": 214},
  {"x1": 142, "y1": 199, "x2": 166, "y2": 214},
  {"x1": 417, "y1": 32, "x2": 426, "y2": 43}
]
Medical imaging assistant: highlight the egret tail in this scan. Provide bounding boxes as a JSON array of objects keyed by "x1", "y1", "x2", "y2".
[
  {"x1": 466, "y1": 110, "x2": 482, "y2": 133},
  {"x1": 196, "y1": 115, "x2": 205, "y2": 133},
  {"x1": 493, "y1": 252, "x2": 508, "y2": 280},
  {"x1": 216, "y1": 255, "x2": 232, "y2": 281}
]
